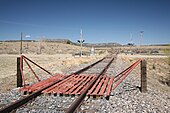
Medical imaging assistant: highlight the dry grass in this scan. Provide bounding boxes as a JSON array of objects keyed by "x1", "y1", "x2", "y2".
[
  {"x1": 120, "y1": 54, "x2": 170, "y2": 94},
  {"x1": 0, "y1": 42, "x2": 91, "y2": 54},
  {"x1": 147, "y1": 58, "x2": 170, "y2": 88}
]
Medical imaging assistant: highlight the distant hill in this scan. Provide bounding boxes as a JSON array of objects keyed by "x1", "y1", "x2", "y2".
[
  {"x1": 0, "y1": 39, "x2": 169, "y2": 55},
  {"x1": 41, "y1": 39, "x2": 72, "y2": 44},
  {"x1": 0, "y1": 39, "x2": 122, "y2": 47},
  {"x1": 1, "y1": 39, "x2": 169, "y2": 47},
  {"x1": 147, "y1": 44, "x2": 170, "y2": 46},
  {"x1": 0, "y1": 40, "x2": 36, "y2": 42},
  {"x1": 81, "y1": 42, "x2": 121, "y2": 47},
  {"x1": 40, "y1": 38, "x2": 122, "y2": 47}
]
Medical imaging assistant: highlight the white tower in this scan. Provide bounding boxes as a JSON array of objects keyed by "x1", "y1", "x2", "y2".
[
  {"x1": 140, "y1": 31, "x2": 144, "y2": 47},
  {"x1": 77, "y1": 29, "x2": 85, "y2": 57}
]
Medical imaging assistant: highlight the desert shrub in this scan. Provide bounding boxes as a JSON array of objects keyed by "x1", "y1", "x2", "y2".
[
  {"x1": 84, "y1": 61, "x2": 88, "y2": 64},
  {"x1": 152, "y1": 64, "x2": 156, "y2": 69},
  {"x1": 67, "y1": 40, "x2": 71, "y2": 44},
  {"x1": 164, "y1": 57, "x2": 170, "y2": 66},
  {"x1": 168, "y1": 57, "x2": 170, "y2": 66},
  {"x1": 163, "y1": 45, "x2": 170, "y2": 66},
  {"x1": 163, "y1": 44, "x2": 170, "y2": 55},
  {"x1": 129, "y1": 59, "x2": 133, "y2": 62},
  {"x1": 163, "y1": 49, "x2": 170, "y2": 55},
  {"x1": 99, "y1": 51, "x2": 105, "y2": 55},
  {"x1": 7, "y1": 51, "x2": 18, "y2": 54},
  {"x1": 41, "y1": 46, "x2": 45, "y2": 49},
  {"x1": 159, "y1": 76, "x2": 170, "y2": 86}
]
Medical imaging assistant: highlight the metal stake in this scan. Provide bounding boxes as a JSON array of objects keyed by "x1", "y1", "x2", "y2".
[{"x1": 20, "y1": 32, "x2": 23, "y2": 54}]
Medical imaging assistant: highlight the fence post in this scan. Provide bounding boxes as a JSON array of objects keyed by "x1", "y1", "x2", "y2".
[
  {"x1": 141, "y1": 59, "x2": 147, "y2": 93},
  {"x1": 17, "y1": 57, "x2": 23, "y2": 87}
]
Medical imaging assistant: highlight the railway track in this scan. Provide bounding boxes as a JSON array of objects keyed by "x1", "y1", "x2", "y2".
[{"x1": 0, "y1": 55, "x2": 116, "y2": 112}]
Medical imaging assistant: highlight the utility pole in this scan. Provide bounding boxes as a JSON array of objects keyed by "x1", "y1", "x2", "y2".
[
  {"x1": 20, "y1": 33, "x2": 31, "y2": 54},
  {"x1": 80, "y1": 29, "x2": 83, "y2": 57},
  {"x1": 20, "y1": 32, "x2": 23, "y2": 54},
  {"x1": 130, "y1": 33, "x2": 133, "y2": 44},
  {"x1": 18, "y1": 32, "x2": 23, "y2": 87},
  {"x1": 130, "y1": 33, "x2": 133, "y2": 53},
  {"x1": 39, "y1": 38, "x2": 42, "y2": 54},
  {"x1": 140, "y1": 31, "x2": 144, "y2": 47}
]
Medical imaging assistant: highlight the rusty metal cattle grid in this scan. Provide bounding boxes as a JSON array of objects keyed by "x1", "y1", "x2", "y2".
[
  {"x1": 19, "y1": 55, "x2": 115, "y2": 97},
  {"x1": 20, "y1": 74, "x2": 114, "y2": 97}
]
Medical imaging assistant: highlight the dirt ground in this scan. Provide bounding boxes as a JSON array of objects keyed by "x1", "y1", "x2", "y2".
[{"x1": 0, "y1": 54, "x2": 103, "y2": 93}]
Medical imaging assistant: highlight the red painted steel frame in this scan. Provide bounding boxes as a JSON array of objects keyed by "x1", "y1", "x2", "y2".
[
  {"x1": 105, "y1": 76, "x2": 114, "y2": 96},
  {"x1": 23, "y1": 58, "x2": 41, "y2": 82},
  {"x1": 99, "y1": 76, "x2": 109, "y2": 95},
  {"x1": 20, "y1": 55, "x2": 25, "y2": 86},
  {"x1": 23, "y1": 55, "x2": 53, "y2": 75},
  {"x1": 65, "y1": 76, "x2": 89, "y2": 94},
  {"x1": 20, "y1": 55, "x2": 53, "y2": 86},
  {"x1": 112, "y1": 59, "x2": 141, "y2": 91},
  {"x1": 20, "y1": 74, "x2": 65, "y2": 93}
]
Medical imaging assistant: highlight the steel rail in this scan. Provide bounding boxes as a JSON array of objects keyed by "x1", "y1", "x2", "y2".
[
  {"x1": 112, "y1": 59, "x2": 141, "y2": 90},
  {"x1": 114, "y1": 59, "x2": 141, "y2": 82},
  {"x1": 0, "y1": 56, "x2": 105, "y2": 113},
  {"x1": 22, "y1": 55, "x2": 53, "y2": 76},
  {"x1": 23, "y1": 57, "x2": 41, "y2": 82},
  {"x1": 65, "y1": 56, "x2": 115, "y2": 113},
  {"x1": 114, "y1": 62, "x2": 136, "y2": 79}
]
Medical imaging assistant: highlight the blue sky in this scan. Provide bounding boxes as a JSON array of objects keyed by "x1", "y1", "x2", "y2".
[{"x1": 0, "y1": 0, "x2": 170, "y2": 45}]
